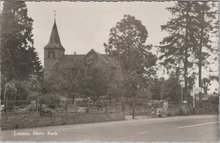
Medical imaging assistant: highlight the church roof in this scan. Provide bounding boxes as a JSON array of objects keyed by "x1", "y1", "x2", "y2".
[
  {"x1": 54, "y1": 54, "x2": 84, "y2": 69},
  {"x1": 94, "y1": 50, "x2": 118, "y2": 66},
  {"x1": 44, "y1": 21, "x2": 65, "y2": 50},
  {"x1": 53, "y1": 50, "x2": 118, "y2": 70}
]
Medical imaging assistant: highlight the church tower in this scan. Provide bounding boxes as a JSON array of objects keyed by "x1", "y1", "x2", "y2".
[{"x1": 44, "y1": 18, "x2": 65, "y2": 80}]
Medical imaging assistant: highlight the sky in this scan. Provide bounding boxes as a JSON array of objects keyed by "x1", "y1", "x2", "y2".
[{"x1": 24, "y1": 2, "x2": 218, "y2": 94}]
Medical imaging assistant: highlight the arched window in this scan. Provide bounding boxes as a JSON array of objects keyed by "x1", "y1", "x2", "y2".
[{"x1": 47, "y1": 50, "x2": 55, "y2": 58}]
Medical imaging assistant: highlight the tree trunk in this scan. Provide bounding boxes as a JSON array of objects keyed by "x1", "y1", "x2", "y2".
[
  {"x1": 72, "y1": 95, "x2": 75, "y2": 104},
  {"x1": 105, "y1": 103, "x2": 108, "y2": 114},
  {"x1": 184, "y1": 2, "x2": 191, "y2": 102},
  {"x1": 199, "y1": 2, "x2": 206, "y2": 102},
  {"x1": 132, "y1": 95, "x2": 135, "y2": 119},
  {"x1": 65, "y1": 95, "x2": 68, "y2": 114},
  {"x1": 36, "y1": 99, "x2": 38, "y2": 112},
  {"x1": 109, "y1": 95, "x2": 112, "y2": 104},
  {"x1": 121, "y1": 96, "x2": 125, "y2": 112}
]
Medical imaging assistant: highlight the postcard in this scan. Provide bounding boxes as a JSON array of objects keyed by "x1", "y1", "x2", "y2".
[{"x1": 0, "y1": 0, "x2": 218, "y2": 142}]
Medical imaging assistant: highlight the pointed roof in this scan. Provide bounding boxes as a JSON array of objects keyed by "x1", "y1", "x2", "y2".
[
  {"x1": 84, "y1": 49, "x2": 118, "y2": 66},
  {"x1": 44, "y1": 21, "x2": 65, "y2": 50},
  {"x1": 51, "y1": 49, "x2": 119, "y2": 70}
]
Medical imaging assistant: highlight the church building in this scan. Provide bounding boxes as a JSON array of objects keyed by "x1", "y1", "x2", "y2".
[{"x1": 43, "y1": 20, "x2": 121, "y2": 81}]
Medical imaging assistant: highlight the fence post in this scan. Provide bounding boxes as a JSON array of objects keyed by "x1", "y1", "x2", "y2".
[
  {"x1": 86, "y1": 102, "x2": 90, "y2": 114},
  {"x1": 105, "y1": 103, "x2": 107, "y2": 114},
  {"x1": 39, "y1": 104, "x2": 42, "y2": 116},
  {"x1": 132, "y1": 96, "x2": 135, "y2": 119},
  {"x1": 65, "y1": 102, "x2": 67, "y2": 115},
  {"x1": 36, "y1": 100, "x2": 38, "y2": 112},
  {"x1": 5, "y1": 99, "x2": 8, "y2": 114}
]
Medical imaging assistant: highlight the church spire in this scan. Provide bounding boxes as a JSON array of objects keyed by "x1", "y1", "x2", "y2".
[{"x1": 44, "y1": 12, "x2": 64, "y2": 50}]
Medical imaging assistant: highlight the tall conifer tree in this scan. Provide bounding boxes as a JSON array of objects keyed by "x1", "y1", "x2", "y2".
[
  {"x1": 159, "y1": 2, "x2": 197, "y2": 100},
  {"x1": 193, "y1": 2, "x2": 217, "y2": 101},
  {"x1": 1, "y1": 1, "x2": 43, "y2": 83},
  {"x1": 159, "y1": 2, "x2": 217, "y2": 101}
]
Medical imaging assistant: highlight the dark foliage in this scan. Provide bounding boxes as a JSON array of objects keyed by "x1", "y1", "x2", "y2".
[
  {"x1": 1, "y1": 1, "x2": 43, "y2": 82},
  {"x1": 104, "y1": 15, "x2": 157, "y2": 77},
  {"x1": 38, "y1": 93, "x2": 60, "y2": 109}
]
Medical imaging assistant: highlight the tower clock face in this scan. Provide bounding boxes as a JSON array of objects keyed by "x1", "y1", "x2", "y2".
[{"x1": 86, "y1": 53, "x2": 96, "y2": 65}]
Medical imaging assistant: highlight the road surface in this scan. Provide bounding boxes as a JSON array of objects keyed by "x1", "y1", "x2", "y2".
[{"x1": 1, "y1": 115, "x2": 218, "y2": 142}]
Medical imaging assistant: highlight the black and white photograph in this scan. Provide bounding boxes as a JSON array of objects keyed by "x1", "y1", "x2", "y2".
[{"x1": 0, "y1": 0, "x2": 219, "y2": 142}]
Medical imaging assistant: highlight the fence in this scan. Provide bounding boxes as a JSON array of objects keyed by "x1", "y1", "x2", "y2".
[
  {"x1": 1, "y1": 99, "x2": 125, "y2": 130},
  {"x1": 1, "y1": 99, "x2": 124, "y2": 115}
]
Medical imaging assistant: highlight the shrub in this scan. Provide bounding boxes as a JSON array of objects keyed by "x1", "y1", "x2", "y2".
[
  {"x1": 27, "y1": 91, "x2": 39, "y2": 101},
  {"x1": 15, "y1": 82, "x2": 29, "y2": 106},
  {"x1": 38, "y1": 94, "x2": 60, "y2": 109},
  {"x1": 208, "y1": 96, "x2": 219, "y2": 105}
]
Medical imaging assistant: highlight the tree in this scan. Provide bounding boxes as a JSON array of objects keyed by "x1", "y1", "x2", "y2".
[
  {"x1": 42, "y1": 62, "x2": 81, "y2": 104},
  {"x1": 158, "y1": 2, "x2": 193, "y2": 100},
  {"x1": 106, "y1": 69, "x2": 123, "y2": 103},
  {"x1": 150, "y1": 78, "x2": 165, "y2": 100},
  {"x1": 25, "y1": 74, "x2": 41, "y2": 92},
  {"x1": 38, "y1": 93, "x2": 60, "y2": 109},
  {"x1": 193, "y1": 2, "x2": 218, "y2": 101},
  {"x1": 79, "y1": 67, "x2": 108, "y2": 104},
  {"x1": 159, "y1": 2, "x2": 218, "y2": 102},
  {"x1": 1, "y1": 1, "x2": 43, "y2": 83},
  {"x1": 28, "y1": 47, "x2": 43, "y2": 80},
  {"x1": 123, "y1": 71, "x2": 141, "y2": 119},
  {"x1": 14, "y1": 81, "x2": 29, "y2": 106},
  {"x1": 159, "y1": 2, "x2": 196, "y2": 101},
  {"x1": 104, "y1": 15, "x2": 157, "y2": 76},
  {"x1": 3, "y1": 80, "x2": 30, "y2": 111},
  {"x1": 3, "y1": 80, "x2": 17, "y2": 111},
  {"x1": 24, "y1": 74, "x2": 42, "y2": 101},
  {"x1": 161, "y1": 74, "x2": 181, "y2": 104},
  {"x1": 104, "y1": 15, "x2": 157, "y2": 118},
  {"x1": 201, "y1": 77, "x2": 211, "y2": 95}
]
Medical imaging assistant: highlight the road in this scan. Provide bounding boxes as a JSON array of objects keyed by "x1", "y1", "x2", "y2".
[{"x1": 1, "y1": 115, "x2": 218, "y2": 142}]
